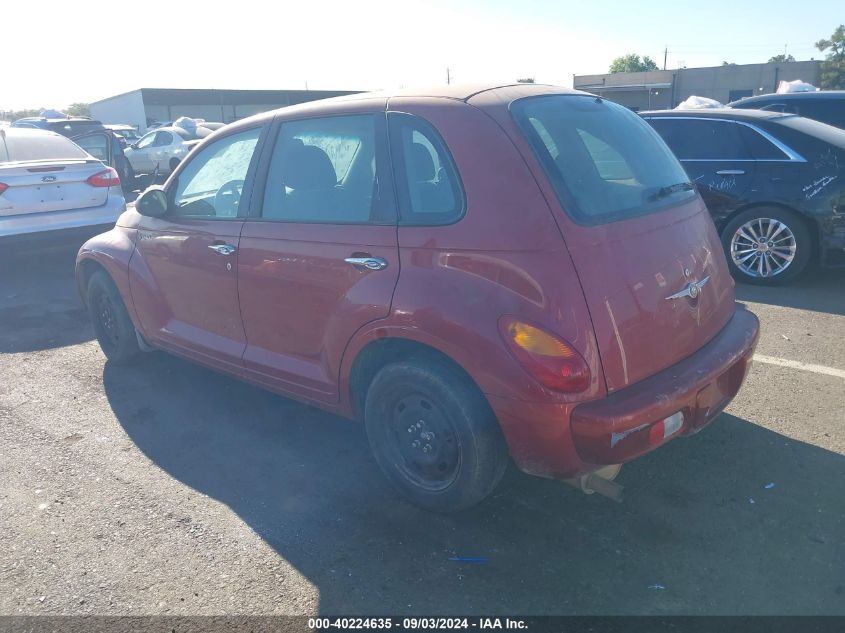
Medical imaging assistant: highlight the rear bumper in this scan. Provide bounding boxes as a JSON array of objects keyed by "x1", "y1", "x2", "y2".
[
  {"x1": 489, "y1": 304, "x2": 759, "y2": 479},
  {"x1": 0, "y1": 192, "x2": 125, "y2": 240}
]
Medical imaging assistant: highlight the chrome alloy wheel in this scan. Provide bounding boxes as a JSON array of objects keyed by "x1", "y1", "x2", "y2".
[{"x1": 730, "y1": 217, "x2": 797, "y2": 278}]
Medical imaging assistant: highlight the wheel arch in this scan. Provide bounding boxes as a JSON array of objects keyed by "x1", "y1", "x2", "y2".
[{"x1": 346, "y1": 334, "x2": 491, "y2": 423}]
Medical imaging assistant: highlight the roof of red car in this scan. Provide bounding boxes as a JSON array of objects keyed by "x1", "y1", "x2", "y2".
[
  {"x1": 327, "y1": 82, "x2": 582, "y2": 103},
  {"x1": 225, "y1": 83, "x2": 584, "y2": 133}
]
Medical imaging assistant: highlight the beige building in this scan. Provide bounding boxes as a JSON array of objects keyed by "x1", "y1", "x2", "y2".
[{"x1": 574, "y1": 60, "x2": 821, "y2": 111}]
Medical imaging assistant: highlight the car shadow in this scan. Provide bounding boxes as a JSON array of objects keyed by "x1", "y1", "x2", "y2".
[
  {"x1": 735, "y1": 268, "x2": 845, "y2": 316},
  {"x1": 104, "y1": 354, "x2": 845, "y2": 615},
  {"x1": 0, "y1": 247, "x2": 93, "y2": 353}
]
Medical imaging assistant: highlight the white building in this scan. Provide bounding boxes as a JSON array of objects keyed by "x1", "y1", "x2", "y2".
[{"x1": 90, "y1": 88, "x2": 359, "y2": 133}]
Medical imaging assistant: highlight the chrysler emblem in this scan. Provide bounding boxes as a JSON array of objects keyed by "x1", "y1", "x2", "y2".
[
  {"x1": 41, "y1": 175, "x2": 57, "y2": 182},
  {"x1": 665, "y1": 276, "x2": 710, "y2": 301}
]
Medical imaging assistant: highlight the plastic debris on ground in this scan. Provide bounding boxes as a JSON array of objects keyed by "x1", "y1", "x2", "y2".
[
  {"x1": 776, "y1": 79, "x2": 818, "y2": 94},
  {"x1": 448, "y1": 556, "x2": 488, "y2": 563},
  {"x1": 675, "y1": 95, "x2": 723, "y2": 110},
  {"x1": 749, "y1": 497, "x2": 756, "y2": 504},
  {"x1": 764, "y1": 482, "x2": 776, "y2": 489},
  {"x1": 648, "y1": 584, "x2": 666, "y2": 590}
]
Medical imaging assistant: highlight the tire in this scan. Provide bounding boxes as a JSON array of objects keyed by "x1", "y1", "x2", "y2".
[
  {"x1": 720, "y1": 207, "x2": 811, "y2": 286},
  {"x1": 169, "y1": 157, "x2": 180, "y2": 173},
  {"x1": 87, "y1": 270, "x2": 141, "y2": 364},
  {"x1": 364, "y1": 358, "x2": 509, "y2": 512}
]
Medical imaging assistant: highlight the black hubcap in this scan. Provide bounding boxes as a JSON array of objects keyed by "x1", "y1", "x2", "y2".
[
  {"x1": 388, "y1": 394, "x2": 460, "y2": 491},
  {"x1": 97, "y1": 294, "x2": 119, "y2": 347}
]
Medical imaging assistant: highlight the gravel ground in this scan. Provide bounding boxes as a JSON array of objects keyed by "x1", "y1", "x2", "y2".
[{"x1": 1, "y1": 247, "x2": 843, "y2": 616}]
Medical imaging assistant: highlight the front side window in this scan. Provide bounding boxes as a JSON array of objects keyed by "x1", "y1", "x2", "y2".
[
  {"x1": 388, "y1": 113, "x2": 464, "y2": 225},
  {"x1": 649, "y1": 118, "x2": 751, "y2": 160},
  {"x1": 172, "y1": 127, "x2": 261, "y2": 218},
  {"x1": 74, "y1": 133, "x2": 111, "y2": 163},
  {"x1": 513, "y1": 96, "x2": 694, "y2": 224},
  {"x1": 261, "y1": 115, "x2": 381, "y2": 223},
  {"x1": 154, "y1": 132, "x2": 174, "y2": 147},
  {"x1": 136, "y1": 133, "x2": 155, "y2": 149}
]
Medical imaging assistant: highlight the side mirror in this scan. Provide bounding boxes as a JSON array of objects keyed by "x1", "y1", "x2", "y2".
[{"x1": 135, "y1": 187, "x2": 168, "y2": 217}]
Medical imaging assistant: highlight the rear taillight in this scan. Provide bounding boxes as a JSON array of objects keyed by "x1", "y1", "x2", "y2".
[
  {"x1": 499, "y1": 317, "x2": 591, "y2": 392},
  {"x1": 86, "y1": 167, "x2": 121, "y2": 187},
  {"x1": 0, "y1": 183, "x2": 8, "y2": 195}
]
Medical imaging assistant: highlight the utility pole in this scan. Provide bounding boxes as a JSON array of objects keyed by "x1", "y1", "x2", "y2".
[
  {"x1": 663, "y1": 46, "x2": 668, "y2": 71},
  {"x1": 446, "y1": 68, "x2": 451, "y2": 85}
]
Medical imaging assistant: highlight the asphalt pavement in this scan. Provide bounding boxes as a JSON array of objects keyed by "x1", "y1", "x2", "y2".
[{"x1": 1, "y1": 247, "x2": 843, "y2": 615}]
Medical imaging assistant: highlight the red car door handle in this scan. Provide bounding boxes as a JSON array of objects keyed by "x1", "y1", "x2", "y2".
[
  {"x1": 344, "y1": 256, "x2": 388, "y2": 270},
  {"x1": 208, "y1": 243, "x2": 237, "y2": 256}
]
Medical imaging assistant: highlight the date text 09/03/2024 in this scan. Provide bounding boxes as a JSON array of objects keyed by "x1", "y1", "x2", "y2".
[{"x1": 308, "y1": 618, "x2": 528, "y2": 630}]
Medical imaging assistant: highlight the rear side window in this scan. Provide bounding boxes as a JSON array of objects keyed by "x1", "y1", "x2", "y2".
[
  {"x1": 388, "y1": 113, "x2": 464, "y2": 225},
  {"x1": 738, "y1": 126, "x2": 789, "y2": 160},
  {"x1": 649, "y1": 118, "x2": 751, "y2": 160},
  {"x1": 512, "y1": 96, "x2": 694, "y2": 225},
  {"x1": 2, "y1": 132, "x2": 89, "y2": 162},
  {"x1": 261, "y1": 114, "x2": 389, "y2": 224}
]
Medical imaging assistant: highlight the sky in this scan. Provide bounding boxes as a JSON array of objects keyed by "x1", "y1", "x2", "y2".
[{"x1": 2, "y1": 0, "x2": 840, "y2": 110}]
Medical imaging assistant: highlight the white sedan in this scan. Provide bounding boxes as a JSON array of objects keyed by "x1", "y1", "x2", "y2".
[{"x1": 123, "y1": 127, "x2": 197, "y2": 177}]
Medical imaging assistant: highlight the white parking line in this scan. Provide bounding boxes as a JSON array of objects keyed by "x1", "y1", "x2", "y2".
[{"x1": 754, "y1": 354, "x2": 845, "y2": 379}]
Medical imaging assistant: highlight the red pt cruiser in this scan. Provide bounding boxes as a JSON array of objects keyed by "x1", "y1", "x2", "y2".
[{"x1": 77, "y1": 84, "x2": 760, "y2": 512}]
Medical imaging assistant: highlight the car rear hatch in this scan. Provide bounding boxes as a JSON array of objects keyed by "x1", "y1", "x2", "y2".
[
  {"x1": 507, "y1": 94, "x2": 736, "y2": 392},
  {"x1": 0, "y1": 160, "x2": 110, "y2": 215},
  {"x1": 0, "y1": 129, "x2": 111, "y2": 216}
]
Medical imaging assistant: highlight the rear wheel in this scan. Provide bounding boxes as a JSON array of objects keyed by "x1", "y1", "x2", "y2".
[
  {"x1": 721, "y1": 207, "x2": 811, "y2": 285},
  {"x1": 169, "y1": 157, "x2": 180, "y2": 173},
  {"x1": 364, "y1": 358, "x2": 509, "y2": 512},
  {"x1": 87, "y1": 270, "x2": 141, "y2": 364}
]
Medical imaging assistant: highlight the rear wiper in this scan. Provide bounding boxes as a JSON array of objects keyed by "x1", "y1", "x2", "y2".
[{"x1": 647, "y1": 181, "x2": 694, "y2": 201}]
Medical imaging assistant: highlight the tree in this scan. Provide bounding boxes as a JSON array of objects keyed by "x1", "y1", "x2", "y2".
[
  {"x1": 66, "y1": 102, "x2": 90, "y2": 117},
  {"x1": 609, "y1": 54, "x2": 659, "y2": 73},
  {"x1": 721, "y1": 61, "x2": 736, "y2": 66},
  {"x1": 816, "y1": 24, "x2": 845, "y2": 89},
  {"x1": 768, "y1": 54, "x2": 796, "y2": 63},
  {"x1": 516, "y1": 77, "x2": 535, "y2": 83}
]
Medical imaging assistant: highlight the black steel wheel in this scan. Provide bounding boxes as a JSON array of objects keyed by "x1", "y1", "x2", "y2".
[
  {"x1": 364, "y1": 357, "x2": 508, "y2": 512},
  {"x1": 87, "y1": 270, "x2": 141, "y2": 364}
]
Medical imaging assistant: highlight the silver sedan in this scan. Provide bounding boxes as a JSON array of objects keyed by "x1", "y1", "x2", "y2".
[{"x1": 0, "y1": 128, "x2": 126, "y2": 244}]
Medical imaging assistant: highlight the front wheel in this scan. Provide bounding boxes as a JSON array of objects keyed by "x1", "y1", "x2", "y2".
[
  {"x1": 87, "y1": 270, "x2": 141, "y2": 364},
  {"x1": 364, "y1": 358, "x2": 509, "y2": 512},
  {"x1": 721, "y1": 207, "x2": 811, "y2": 285}
]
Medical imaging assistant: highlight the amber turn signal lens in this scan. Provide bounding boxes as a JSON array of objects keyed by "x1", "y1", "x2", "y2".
[
  {"x1": 499, "y1": 317, "x2": 591, "y2": 393},
  {"x1": 508, "y1": 321, "x2": 576, "y2": 358}
]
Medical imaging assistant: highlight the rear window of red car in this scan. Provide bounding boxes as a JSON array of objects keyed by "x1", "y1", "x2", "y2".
[{"x1": 512, "y1": 95, "x2": 695, "y2": 225}]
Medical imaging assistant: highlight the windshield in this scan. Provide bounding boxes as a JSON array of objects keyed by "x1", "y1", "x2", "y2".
[{"x1": 512, "y1": 95, "x2": 695, "y2": 224}]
